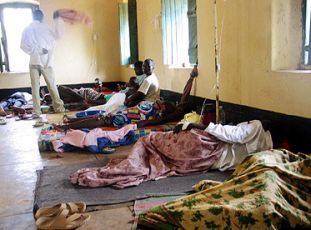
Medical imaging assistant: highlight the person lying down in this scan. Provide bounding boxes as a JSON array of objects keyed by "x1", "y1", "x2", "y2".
[
  {"x1": 138, "y1": 149, "x2": 311, "y2": 229},
  {"x1": 54, "y1": 100, "x2": 193, "y2": 130},
  {"x1": 69, "y1": 120, "x2": 273, "y2": 188}
]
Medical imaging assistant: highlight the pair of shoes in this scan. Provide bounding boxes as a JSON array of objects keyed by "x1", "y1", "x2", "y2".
[{"x1": 35, "y1": 202, "x2": 90, "y2": 229}]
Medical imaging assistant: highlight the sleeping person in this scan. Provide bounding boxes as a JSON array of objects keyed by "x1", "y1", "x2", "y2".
[
  {"x1": 69, "y1": 120, "x2": 273, "y2": 188},
  {"x1": 0, "y1": 92, "x2": 33, "y2": 116}
]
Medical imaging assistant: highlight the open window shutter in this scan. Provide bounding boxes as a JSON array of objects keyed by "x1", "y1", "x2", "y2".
[
  {"x1": 128, "y1": 0, "x2": 138, "y2": 64},
  {"x1": 188, "y1": 0, "x2": 197, "y2": 65}
]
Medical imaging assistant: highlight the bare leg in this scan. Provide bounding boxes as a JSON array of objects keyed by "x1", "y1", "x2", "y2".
[
  {"x1": 56, "y1": 116, "x2": 112, "y2": 130},
  {"x1": 62, "y1": 114, "x2": 98, "y2": 123}
]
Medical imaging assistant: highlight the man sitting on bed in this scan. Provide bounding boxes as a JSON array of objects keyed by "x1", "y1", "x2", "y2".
[
  {"x1": 118, "y1": 60, "x2": 146, "y2": 97},
  {"x1": 124, "y1": 58, "x2": 160, "y2": 107}
]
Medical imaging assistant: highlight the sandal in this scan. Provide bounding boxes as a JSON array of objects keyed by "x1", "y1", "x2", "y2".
[
  {"x1": 33, "y1": 121, "x2": 45, "y2": 127},
  {"x1": 36, "y1": 209, "x2": 90, "y2": 229},
  {"x1": 35, "y1": 203, "x2": 67, "y2": 219},
  {"x1": 35, "y1": 202, "x2": 87, "y2": 219},
  {"x1": 0, "y1": 118, "x2": 6, "y2": 125},
  {"x1": 66, "y1": 202, "x2": 86, "y2": 214}
]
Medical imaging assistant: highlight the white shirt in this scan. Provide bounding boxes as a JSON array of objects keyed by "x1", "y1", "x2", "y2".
[
  {"x1": 135, "y1": 74, "x2": 146, "y2": 85},
  {"x1": 20, "y1": 18, "x2": 64, "y2": 68},
  {"x1": 206, "y1": 120, "x2": 273, "y2": 171},
  {"x1": 138, "y1": 73, "x2": 160, "y2": 102}
]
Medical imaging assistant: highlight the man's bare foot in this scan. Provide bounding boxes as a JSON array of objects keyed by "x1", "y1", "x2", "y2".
[{"x1": 12, "y1": 106, "x2": 26, "y2": 115}]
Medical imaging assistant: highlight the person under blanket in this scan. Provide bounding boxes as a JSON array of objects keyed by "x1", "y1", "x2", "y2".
[
  {"x1": 138, "y1": 149, "x2": 311, "y2": 229},
  {"x1": 69, "y1": 120, "x2": 273, "y2": 188},
  {"x1": 57, "y1": 86, "x2": 107, "y2": 105},
  {"x1": 0, "y1": 92, "x2": 33, "y2": 116}
]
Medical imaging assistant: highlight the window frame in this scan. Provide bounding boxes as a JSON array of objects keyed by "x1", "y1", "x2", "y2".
[
  {"x1": 301, "y1": 0, "x2": 311, "y2": 69},
  {"x1": 118, "y1": 0, "x2": 138, "y2": 66},
  {"x1": 161, "y1": 0, "x2": 198, "y2": 68}
]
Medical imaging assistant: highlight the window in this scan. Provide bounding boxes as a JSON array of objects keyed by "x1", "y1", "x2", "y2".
[
  {"x1": 118, "y1": 0, "x2": 138, "y2": 65},
  {"x1": 161, "y1": 0, "x2": 197, "y2": 67},
  {"x1": 0, "y1": 2, "x2": 39, "y2": 73},
  {"x1": 302, "y1": 0, "x2": 311, "y2": 66},
  {"x1": 271, "y1": 0, "x2": 303, "y2": 71}
]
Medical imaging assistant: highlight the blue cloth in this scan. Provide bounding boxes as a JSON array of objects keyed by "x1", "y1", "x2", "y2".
[
  {"x1": 75, "y1": 110, "x2": 102, "y2": 118},
  {"x1": 60, "y1": 130, "x2": 136, "y2": 153}
]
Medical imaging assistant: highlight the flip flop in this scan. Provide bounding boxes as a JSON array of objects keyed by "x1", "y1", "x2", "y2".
[
  {"x1": 0, "y1": 118, "x2": 6, "y2": 125},
  {"x1": 35, "y1": 203, "x2": 67, "y2": 219},
  {"x1": 66, "y1": 202, "x2": 86, "y2": 214},
  {"x1": 36, "y1": 209, "x2": 90, "y2": 230},
  {"x1": 35, "y1": 202, "x2": 87, "y2": 219},
  {"x1": 33, "y1": 121, "x2": 45, "y2": 127}
]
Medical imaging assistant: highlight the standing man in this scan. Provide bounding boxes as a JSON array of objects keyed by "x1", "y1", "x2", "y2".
[{"x1": 20, "y1": 9, "x2": 65, "y2": 117}]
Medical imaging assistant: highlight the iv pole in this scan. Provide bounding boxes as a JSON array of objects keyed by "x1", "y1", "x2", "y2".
[{"x1": 213, "y1": 0, "x2": 221, "y2": 124}]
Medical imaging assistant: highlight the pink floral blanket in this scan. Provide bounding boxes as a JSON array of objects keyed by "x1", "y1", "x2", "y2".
[{"x1": 70, "y1": 129, "x2": 225, "y2": 188}]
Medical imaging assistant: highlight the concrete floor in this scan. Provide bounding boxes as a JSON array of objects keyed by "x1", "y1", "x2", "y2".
[{"x1": 0, "y1": 113, "x2": 134, "y2": 229}]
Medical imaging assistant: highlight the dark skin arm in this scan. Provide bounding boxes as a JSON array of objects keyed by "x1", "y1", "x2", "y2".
[
  {"x1": 173, "y1": 122, "x2": 207, "y2": 134},
  {"x1": 55, "y1": 115, "x2": 112, "y2": 131},
  {"x1": 137, "y1": 110, "x2": 184, "y2": 128},
  {"x1": 124, "y1": 91, "x2": 145, "y2": 107},
  {"x1": 84, "y1": 98, "x2": 106, "y2": 106}
]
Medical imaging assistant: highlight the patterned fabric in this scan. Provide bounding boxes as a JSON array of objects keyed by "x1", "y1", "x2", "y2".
[
  {"x1": 111, "y1": 101, "x2": 160, "y2": 127},
  {"x1": 69, "y1": 129, "x2": 224, "y2": 188},
  {"x1": 38, "y1": 127, "x2": 65, "y2": 151},
  {"x1": 37, "y1": 124, "x2": 176, "y2": 152},
  {"x1": 73, "y1": 87, "x2": 102, "y2": 101},
  {"x1": 138, "y1": 149, "x2": 311, "y2": 229}
]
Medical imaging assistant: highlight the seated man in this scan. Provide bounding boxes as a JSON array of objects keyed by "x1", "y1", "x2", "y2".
[
  {"x1": 124, "y1": 58, "x2": 160, "y2": 107},
  {"x1": 137, "y1": 65, "x2": 198, "y2": 127},
  {"x1": 119, "y1": 60, "x2": 146, "y2": 96},
  {"x1": 69, "y1": 120, "x2": 273, "y2": 188}
]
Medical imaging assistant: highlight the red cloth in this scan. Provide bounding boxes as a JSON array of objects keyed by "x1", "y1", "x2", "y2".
[{"x1": 57, "y1": 9, "x2": 92, "y2": 26}]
